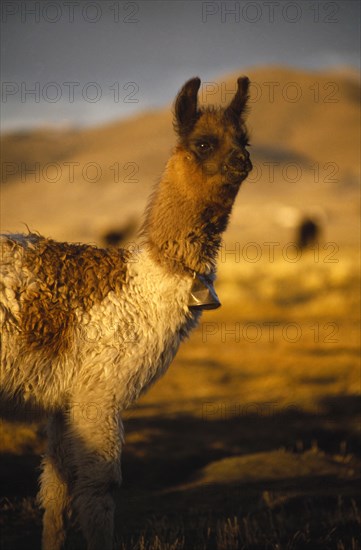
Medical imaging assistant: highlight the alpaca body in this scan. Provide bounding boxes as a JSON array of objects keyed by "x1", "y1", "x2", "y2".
[
  {"x1": 1, "y1": 234, "x2": 199, "y2": 414},
  {"x1": 0, "y1": 76, "x2": 252, "y2": 549},
  {"x1": 1, "y1": 234, "x2": 200, "y2": 550}
]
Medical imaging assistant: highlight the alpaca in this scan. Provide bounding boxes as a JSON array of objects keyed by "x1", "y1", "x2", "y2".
[{"x1": 0, "y1": 76, "x2": 252, "y2": 550}]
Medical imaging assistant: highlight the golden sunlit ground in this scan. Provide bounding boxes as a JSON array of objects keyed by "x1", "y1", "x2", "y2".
[
  {"x1": 1, "y1": 245, "x2": 360, "y2": 549},
  {"x1": 1, "y1": 67, "x2": 360, "y2": 549}
]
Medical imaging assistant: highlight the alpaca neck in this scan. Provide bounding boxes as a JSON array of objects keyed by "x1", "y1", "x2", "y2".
[{"x1": 141, "y1": 152, "x2": 235, "y2": 276}]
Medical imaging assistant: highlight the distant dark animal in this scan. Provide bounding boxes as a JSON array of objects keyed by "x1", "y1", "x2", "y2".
[
  {"x1": 297, "y1": 217, "x2": 320, "y2": 249},
  {"x1": 102, "y1": 219, "x2": 138, "y2": 248}
]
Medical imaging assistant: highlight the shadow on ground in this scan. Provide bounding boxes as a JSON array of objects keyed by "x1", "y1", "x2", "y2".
[{"x1": 1, "y1": 394, "x2": 360, "y2": 549}]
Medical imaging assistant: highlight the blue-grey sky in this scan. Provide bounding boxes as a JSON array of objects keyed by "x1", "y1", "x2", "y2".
[{"x1": 1, "y1": 0, "x2": 360, "y2": 131}]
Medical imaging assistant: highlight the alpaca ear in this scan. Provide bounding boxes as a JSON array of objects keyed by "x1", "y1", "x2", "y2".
[
  {"x1": 174, "y1": 77, "x2": 201, "y2": 137},
  {"x1": 224, "y1": 76, "x2": 250, "y2": 125}
]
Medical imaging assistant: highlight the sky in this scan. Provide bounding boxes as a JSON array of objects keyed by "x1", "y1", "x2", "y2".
[{"x1": 1, "y1": 0, "x2": 360, "y2": 131}]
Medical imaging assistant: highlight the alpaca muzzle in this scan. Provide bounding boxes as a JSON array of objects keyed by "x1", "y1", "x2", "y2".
[{"x1": 221, "y1": 149, "x2": 252, "y2": 185}]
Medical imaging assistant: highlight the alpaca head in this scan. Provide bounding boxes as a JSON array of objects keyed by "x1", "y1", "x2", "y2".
[
  {"x1": 173, "y1": 76, "x2": 252, "y2": 205},
  {"x1": 143, "y1": 76, "x2": 253, "y2": 275}
]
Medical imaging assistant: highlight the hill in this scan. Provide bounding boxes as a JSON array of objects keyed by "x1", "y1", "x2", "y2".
[{"x1": 1, "y1": 66, "x2": 359, "y2": 247}]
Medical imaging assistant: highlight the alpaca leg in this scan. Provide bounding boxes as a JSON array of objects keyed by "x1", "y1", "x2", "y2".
[
  {"x1": 71, "y1": 404, "x2": 123, "y2": 550},
  {"x1": 39, "y1": 413, "x2": 71, "y2": 550}
]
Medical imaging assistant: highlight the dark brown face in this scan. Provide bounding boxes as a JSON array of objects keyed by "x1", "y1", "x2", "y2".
[
  {"x1": 185, "y1": 110, "x2": 252, "y2": 187},
  {"x1": 174, "y1": 76, "x2": 252, "y2": 197}
]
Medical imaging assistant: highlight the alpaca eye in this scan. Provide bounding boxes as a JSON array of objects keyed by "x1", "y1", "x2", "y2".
[{"x1": 197, "y1": 142, "x2": 213, "y2": 154}]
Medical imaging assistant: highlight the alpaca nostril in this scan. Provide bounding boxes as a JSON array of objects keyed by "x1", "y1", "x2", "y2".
[
  {"x1": 227, "y1": 150, "x2": 247, "y2": 168},
  {"x1": 239, "y1": 149, "x2": 250, "y2": 163}
]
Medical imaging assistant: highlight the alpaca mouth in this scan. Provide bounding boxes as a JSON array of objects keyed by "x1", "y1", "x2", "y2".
[
  {"x1": 222, "y1": 168, "x2": 251, "y2": 185},
  {"x1": 221, "y1": 159, "x2": 252, "y2": 185}
]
